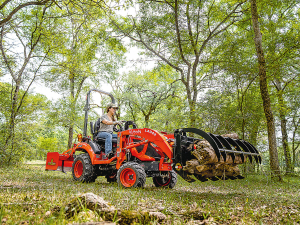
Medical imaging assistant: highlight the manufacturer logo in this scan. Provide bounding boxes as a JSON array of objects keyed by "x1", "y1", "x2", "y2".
[
  {"x1": 175, "y1": 163, "x2": 182, "y2": 171},
  {"x1": 48, "y1": 158, "x2": 56, "y2": 166},
  {"x1": 145, "y1": 129, "x2": 156, "y2": 136},
  {"x1": 129, "y1": 130, "x2": 142, "y2": 134}
]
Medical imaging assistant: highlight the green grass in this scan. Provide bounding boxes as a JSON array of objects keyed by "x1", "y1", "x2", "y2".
[{"x1": 0, "y1": 164, "x2": 300, "y2": 224}]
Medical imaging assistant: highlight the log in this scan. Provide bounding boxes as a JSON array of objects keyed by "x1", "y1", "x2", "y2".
[
  {"x1": 191, "y1": 140, "x2": 243, "y2": 164},
  {"x1": 222, "y1": 133, "x2": 239, "y2": 139},
  {"x1": 49, "y1": 193, "x2": 167, "y2": 223},
  {"x1": 183, "y1": 133, "x2": 244, "y2": 178},
  {"x1": 195, "y1": 164, "x2": 213, "y2": 173},
  {"x1": 184, "y1": 159, "x2": 199, "y2": 173}
]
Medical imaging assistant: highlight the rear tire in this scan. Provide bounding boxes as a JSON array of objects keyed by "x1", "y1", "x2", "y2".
[
  {"x1": 72, "y1": 153, "x2": 96, "y2": 183},
  {"x1": 117, "y1": 162, "x2": 146, "y2": 188},
  {"x1": 153, "y1": 170, "x2": 177, "y2": 188}
]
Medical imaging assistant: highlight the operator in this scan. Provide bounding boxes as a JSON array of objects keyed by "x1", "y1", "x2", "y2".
[{"x1": 97, "y1": 103, "x2": 122, "y2": 159}]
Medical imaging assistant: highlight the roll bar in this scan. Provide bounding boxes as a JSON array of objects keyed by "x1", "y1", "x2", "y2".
[{"x1": 83, "y1": 89, "x2": 115, "y2": 137}]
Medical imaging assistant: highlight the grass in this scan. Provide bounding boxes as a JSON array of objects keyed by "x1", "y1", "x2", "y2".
[{"x1": 0, "y1": 163, "x2": 300, "y2": 224}]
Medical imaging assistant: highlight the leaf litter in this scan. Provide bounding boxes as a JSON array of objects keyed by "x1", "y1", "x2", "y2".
[{"x1": 0, "y1": 164, "x2": 299, "y2": 224}]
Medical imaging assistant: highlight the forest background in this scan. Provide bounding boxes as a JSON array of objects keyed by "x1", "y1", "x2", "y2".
[{"x1": 1, "y1": 0, "x2": 300, "y2": 180}]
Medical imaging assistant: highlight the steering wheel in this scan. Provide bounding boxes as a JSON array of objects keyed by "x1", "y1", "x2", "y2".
[
  {"x1": 124, "y1": 121, "x2": 138, "y2": 130},
  {"x1": 113, "y1": 123, "x2": 124, "y2": 132}
]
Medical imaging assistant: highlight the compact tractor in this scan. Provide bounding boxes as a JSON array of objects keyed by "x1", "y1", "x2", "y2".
[{"x1": 46, "y1": 89, "x2": 261, "y2": 188}]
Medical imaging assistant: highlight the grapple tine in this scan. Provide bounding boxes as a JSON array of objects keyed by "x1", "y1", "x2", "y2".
[
  {"x1": 181, "y1": 173, "x2": 196, "y2": 183},
  {"x1": 242, "y1": 140, "x2": 259, "y2": 164},
  {"x1": 235, "y1": 139, "x2": 253, "y2": 163},
  {"x1": 208, "y1": 133, "x2": 227, "y2": 162},
  {"x1": 246, "y1": 142, "x2": 262, "y2": 164},
  {"x1": 227, "y1": 175, "x2": 245, "y2": 180},
  {"x1": 224, "y1": 137, "x2": 245, "y2": 163},
  {"x1": 215, "y1": 135, "x2": 236, "y2": 163}
]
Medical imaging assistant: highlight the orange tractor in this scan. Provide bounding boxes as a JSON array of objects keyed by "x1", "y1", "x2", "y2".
[{"x1": 46, "y1": 89, "x2": 261, "y2": 188}]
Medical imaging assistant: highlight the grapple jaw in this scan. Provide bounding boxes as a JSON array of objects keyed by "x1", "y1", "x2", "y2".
[{"x1": 172, "y1": 128, "x2": 261, "y2": 183}]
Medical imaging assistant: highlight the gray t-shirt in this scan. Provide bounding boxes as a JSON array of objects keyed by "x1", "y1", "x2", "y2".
[{"x1": 99, "y1": 114, "x2": 114, "y2": 133}]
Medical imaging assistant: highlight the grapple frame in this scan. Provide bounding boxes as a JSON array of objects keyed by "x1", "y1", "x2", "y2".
[{"x1": 173, "y1": 128, "x2": 261, "y2": 183}]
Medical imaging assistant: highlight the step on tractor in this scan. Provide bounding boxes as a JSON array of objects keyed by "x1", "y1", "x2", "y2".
[{"x1": 45, "y1": 89, "x2": 261, "y2": 188}]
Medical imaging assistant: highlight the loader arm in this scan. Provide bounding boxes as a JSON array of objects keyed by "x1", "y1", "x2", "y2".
[{"x1": 116, "y1": 128, "x2": 173, "y2": 170}]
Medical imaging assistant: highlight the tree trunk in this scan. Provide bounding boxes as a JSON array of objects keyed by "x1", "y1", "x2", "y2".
[
  {"x1": 68, "y1": 73, "x2": 75, "y2": 149},
  {"x1": 145, "y1": 114, "x2": 149, "y2": 128},
  {"x1": 2, "y1": 80, "x2": 20, "y2": 156},
  {"x1": 275, "y1": 84, "x2": 293, "y2": 174},
  {"x1": 280, "y1": 115, "x2": 292, "y2": 174},
  {"x1": 250, "y1": 0, "x2": 282, "y2": 180},
  {"x1": 291, "y1": 117, "x2": 300, "y2": 171},
  {"x1": 68, "y1": 125, "x2": 74, "y2": 149},
  {"x1": 188, "y1": 99, "x2": 196, "y2": 128}
]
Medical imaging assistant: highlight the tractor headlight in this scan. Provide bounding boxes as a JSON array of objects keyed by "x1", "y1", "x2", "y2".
[{"x1": 77, "y1": 133, "x2": 83, "y2": 142}]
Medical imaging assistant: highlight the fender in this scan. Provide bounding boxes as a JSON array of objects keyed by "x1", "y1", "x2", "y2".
[{"x1": 74, "y1": 142, "x2": 97, "y2": 163}]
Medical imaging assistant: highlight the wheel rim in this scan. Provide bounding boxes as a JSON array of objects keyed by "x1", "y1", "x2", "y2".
[
  {"x1": 120, "y1": 168, "x2": 136, "y2": 187},
  {"x1": 74, "y1": 160, "x2": 83, "y2": 178}
]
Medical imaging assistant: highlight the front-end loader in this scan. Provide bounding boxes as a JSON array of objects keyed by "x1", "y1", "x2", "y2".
[{"x1": 45, "y1": 89, "x2": 261, "y2": 188}]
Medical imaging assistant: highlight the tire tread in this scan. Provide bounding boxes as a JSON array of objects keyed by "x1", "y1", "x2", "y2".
[
  {"x1": 72, "y1": 153, "x2": 96, "y2": 183},
  {"x1": 117, "y1": 162, "x2": 146, "y2": 188}
]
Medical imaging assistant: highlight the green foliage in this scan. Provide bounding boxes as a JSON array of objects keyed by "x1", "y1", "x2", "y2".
[
  {"x1": 37, "y1": 1, "x2": 127, "y2": 147},
  {"x1": 119, "y1": 65, "x2": 185, "y2": 130},
  {"x1": 0, "y1": 82, "x2": 51, "y2": 164}
]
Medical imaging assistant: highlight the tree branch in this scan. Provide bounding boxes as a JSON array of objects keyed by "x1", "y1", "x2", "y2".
[
  {"x1": 0, "y1": 0, "x2": 51, "y2": 27},
  {"x1": 174, "y1": 0, "x2": 190, "y2": 67},
  {"x1": 0, "y1": 0, "x2": 12, "y2": 11},
  {"x1": 0, "y1": 26, "x2": 15, "y2": 80}
]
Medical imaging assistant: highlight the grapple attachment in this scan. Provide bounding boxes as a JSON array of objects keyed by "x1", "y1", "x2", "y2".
[{"x1": 172, "y1": 128, "x2": 261, "y2": 183}]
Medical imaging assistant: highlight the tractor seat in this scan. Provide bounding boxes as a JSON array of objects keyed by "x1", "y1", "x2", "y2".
[{"x1": 91, "y1": 120, "x2": 118, "y2": 143}]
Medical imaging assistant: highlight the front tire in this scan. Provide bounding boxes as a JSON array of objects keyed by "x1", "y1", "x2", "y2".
[
  {"x1": 72, "y1": 153, "x2": 96, "y2": 183},
  {"x1": 153, "y1": 170, "x2": 177, "y2": 188},
  {"x1": 117, "y1": 162, "x2": 146, "y2": 188}
]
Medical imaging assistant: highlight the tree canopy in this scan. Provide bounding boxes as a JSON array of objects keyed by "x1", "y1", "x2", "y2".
[{"x1": 1, "y1": 0, "x2": 300, "y2": 178}]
